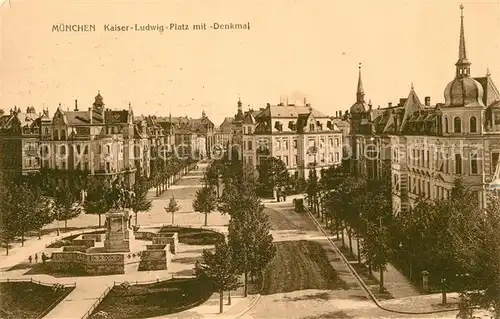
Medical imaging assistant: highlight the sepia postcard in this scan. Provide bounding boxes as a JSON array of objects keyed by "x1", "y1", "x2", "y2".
[{"x1": 0, "y1": 1, "x2": 500, "y2": 319}]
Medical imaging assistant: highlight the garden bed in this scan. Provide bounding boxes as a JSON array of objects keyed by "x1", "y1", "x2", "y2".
[
  {"x1": 0, "y1": 281, "x2": 74, "y2": 319},
  {"x1": 159, "y1": 226, "x2": 224, "y2": 245},
  {"x1": 46, "y1": 230, "x2": 105, "y2": 248},
  {"x1": 91, "y1": 278, "x2": 213, "y2": 319}
]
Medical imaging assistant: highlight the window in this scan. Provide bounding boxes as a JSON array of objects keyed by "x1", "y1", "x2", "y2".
[
  {"x1": 283, "y1": 155, "x2": 289, "y2": 166},
  {"x1": 470, "y1": 117, "x2": 477, "y2": 133},
  {"x1": 60, "y1": 145, "x2": 66, "y2": 155},
  {"x1": 444, "y1": 117, "x2": 449, "y2": 133},
  {"x1": 329, "y1": 138, "x2": 333, "y2": 147},
  {"x1": 54, "y1": 129, "x2": 59, "y2": 140},
  {"x1": 61, "y1": 130, "x2": 66, "y2": 140},
  {"x1": 293, "y1": 140, "x2": 297, "y2": 149},
  {"x1": 335, "y1": 138, "x2": 340, "y2": 147},
  {"x1": 276, "y1": 140, "x2": 281, "y2": 150},
  {"x1": 247, "y1": 141, "x2": 253, "y2": 151},
  {"x1": 492, "y1": 152, "x2": 500, "y2": 173},
  {"x1": 284, "y1": 140, "x2": 288, "y2": 150},
  {"x1": 454, "y1": 117, "x2": 462, "y2": 133},
  {"x1": 426, "y1": 150, "x2": 430, "y2": 168},
  {"x1": 44, "y1": 127, "x2": 49, "y2": 135},
  {"x1": 320, "y1": 153, "x2": 325, "y2": 163},
  {"x1": 293, "y1": 155, "x2": 297, "y2": 166},
  {"x1": 308, "y1": 139, "x2": 315, "y2": 147},
  {"x1": 335, "y1": 152, "x2": 340, "y2": 162},
  {"x1": 455, "y1": 153, "x2": 462, "y2": 174},
  {"x1": 248, "y1": 157, "x2": 253, "y2": 166},
  {"x1": 471, "y1": 153, "x2": 478, "y2": 174},
  {"x1": 329, "y1": 153, "x2": 334, "y2": 162},
  {"x1": 494, "y1": 113, "x2": 500, "y2": 125}
]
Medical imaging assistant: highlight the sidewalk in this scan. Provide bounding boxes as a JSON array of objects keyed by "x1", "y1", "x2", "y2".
[{"x1": 313, "y1": 215, "x2": 419, "y2": 299}]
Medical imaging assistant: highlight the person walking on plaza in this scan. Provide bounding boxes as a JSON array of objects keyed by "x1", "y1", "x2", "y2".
[
  {"x1": 28, "y1": 255, "x2": 32, "y2": 263},
  {"x1": 41, "y1": 252, "x2": 47, "y2": 264},
  {"x1": 34, "y1": 253, "x2": 38, "y2": 263}
]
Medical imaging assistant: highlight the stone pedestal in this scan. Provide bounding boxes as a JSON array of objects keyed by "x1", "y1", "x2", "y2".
[{"x1": 104, "y1": 209, "x2": 132, "y2": 253}]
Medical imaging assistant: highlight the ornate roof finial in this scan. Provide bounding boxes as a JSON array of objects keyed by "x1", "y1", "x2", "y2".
[
  {"x1": 456, "y1": 3, "x2": 471, "y2": 78},
  {"x1": 411, "y1": 82, "x2": 414, "y2": 90},
  {"x1": 486, "y1": 67, "x2": 491, "y2": 77},
  {"x1": 356, "y1": 62, "x2": 365, "y2": 103}
]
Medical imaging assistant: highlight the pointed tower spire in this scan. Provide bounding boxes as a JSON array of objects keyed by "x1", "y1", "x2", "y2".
[
  {"x1": 356, "y1": 63, "x2": 365, "y2": 103},
  {"x1": 411, "y1": 82, "x2": 414, "y2": 90},
  {"x1": 456, "y1": 4, "x2": 471, "y2": 78}
]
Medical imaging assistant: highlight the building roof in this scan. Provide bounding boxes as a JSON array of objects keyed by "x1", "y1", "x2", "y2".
[{"x1": 256, "y1": 104, "x2": 328, "y2": 119}]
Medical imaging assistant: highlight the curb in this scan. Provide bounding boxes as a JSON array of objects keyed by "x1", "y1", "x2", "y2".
[
  {"x1": 232, "y1": 294, "x2": 261, "y2": 318},
  {"x1": 305, "y1": 206, "x2": 460, "y2": 315}
]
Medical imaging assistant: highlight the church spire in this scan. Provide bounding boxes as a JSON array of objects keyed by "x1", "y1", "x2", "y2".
[
  {"x1": 456, "y1": 4, "x2": 471, "y2": 78},
  {"x1": 356, "y1": 63, "x2": 365, "y2": 103}
]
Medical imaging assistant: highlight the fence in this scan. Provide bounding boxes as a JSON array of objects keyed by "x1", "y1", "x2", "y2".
[
  {"x1": 0, "y1": 277, "x2": 76, "y2": 288},
  {"x1": 81, "y1": 285, "x2": 113, "y2": 319}
]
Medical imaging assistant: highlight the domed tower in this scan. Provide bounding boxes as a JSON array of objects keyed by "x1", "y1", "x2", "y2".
[
  {"x1": 443, "y1": 5, "x2": 485, "y2": 108},
  {"x1": 350, "y1": 63, "x2": 368, "y2": 114},
  {"x1": 93, "y1": 90, "x2": 105, "y2": 113}
]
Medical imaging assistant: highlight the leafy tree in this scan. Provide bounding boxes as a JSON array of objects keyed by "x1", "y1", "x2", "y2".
[
  {"x1": 164, "y1": 195, "x2": 180, "y2": 225},
  {"x1": 193, "y1": 186, "x2": 218, "y2": 226},
  {"x1": 131, "y1": 177, "x2": 152, "y2": 226},
  {"x1": 228, "y1": 192, "x2": 276, "y2": 297},
  {"x1": 462, "y1": 192, "x2": 500, "y2": 318},
  {"x1": 53, "y1": 188, "x2": 82, "y2": 232},
  {"x1": 195, "y1": 240, "x2": 241, "y2": 313},
  {"x1": 257, "y1": 157, "x2": 288, "y2": 197},
  {"x1": 84, "y1": 176, "x2": 109, "y2": 227}
]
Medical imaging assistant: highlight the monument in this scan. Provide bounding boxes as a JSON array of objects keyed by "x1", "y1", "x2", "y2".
[{"x1": 103, "y1": 179, "x2": 136, "y2": 253}]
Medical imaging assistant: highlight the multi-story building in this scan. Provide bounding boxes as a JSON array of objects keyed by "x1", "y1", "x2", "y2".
[
  {"x1": 239, "y1": 98, "x2": 343, "y2": 179},
  {"x1": 0, "y1": 106, "x2": 42, "y2": 176},
  {"x1": 38, "y1": 92, "x2": 138, "y2": 188},
  {"x1": 348, "y1": 5, "x2": 500, "y2": 214}
]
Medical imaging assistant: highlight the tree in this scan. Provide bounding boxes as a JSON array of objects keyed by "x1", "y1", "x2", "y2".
[
  {"x1": 164, "y1": 195, "x2": 180, "y2": 225},
  {"x1": 130, "y1": 177, "x2": 152, "y2": 226},
  {"x1": 257, "y1": 157, "x2": 288, "y2": 197},
  {"x1": 462, "y1": 192, "x2": 500, "y2": 318},
  {"x1": 228, "y1": 192, "x2": 276, "y2": 297},
  {"x1": 195, "y1": 240, "x2": 241, "y2": 313},
  {"x1": 53, "y1": 189, "x2": 82, "y2": 232},
  {"x1": 84, "y1": 176, "x2": 109, "y2": 227},
  {"x1": 192, "y1": 186, "x2": 217, "y2": 226}
]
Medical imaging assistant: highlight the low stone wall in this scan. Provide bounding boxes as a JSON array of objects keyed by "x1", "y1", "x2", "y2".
[
  {"x1": 134, "y1": 231, "x2": 155, "y2": 240},
  {"x1": 62, "y1": 245, "x2": 87, "y2": 252},
  {"x1": 82, "y1": 234, "x2": 102, "y2": 242},
  {"x1": 138, "y1": 244, "x2": 170, "y2": 271},
  {"x1": 51, "y1": 251, "x2": 125, "y2": 275},
  {"x1": 152, "y1": 233, "x2": 178, "y2": 254},
  {"x1": 72, "y1": 239, "x2": 96, "y2": 248}
]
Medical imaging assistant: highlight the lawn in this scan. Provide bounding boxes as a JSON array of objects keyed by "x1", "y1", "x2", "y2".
[
  {"x1": 159, "y1": 226, "x2": 224, "y2": 245},
  {"x1": 92, "y1": 278, "x2": 213, "y2": 319},
  {"x1": 261, "y1": 240, "x2": 348, "y2": 295},
  {"x1": 0, "y1": 281, "x2": 74, "y2": 319}
]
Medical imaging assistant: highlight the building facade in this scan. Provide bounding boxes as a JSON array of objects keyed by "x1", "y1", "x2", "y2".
[
  {"x1": 238, "y1": 99, "x2": 343, "y2": 180},
  {"x1": 348, "y1": 6, "x2": 500, "y2": 214}
]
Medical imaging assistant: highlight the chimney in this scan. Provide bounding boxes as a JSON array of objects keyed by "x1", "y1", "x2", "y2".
[
  {"x1": 425, "y1": 96, "x2": 431, "y2": 106},
  {"x1": 266, "y1": 103, "x2": 270, "y2": 107},
  {"x1": 89, "y1": 107, "x2": 93, "y2": 124},
  {"x1": 388, "y1": 102, "x2": 392, "y2": 107},
  {"x1": 303, "y1": 97, "x2": 307, "y2": 106},
  {"x1": 74, "y1": 99, "x2": 79, "y2": 111}
]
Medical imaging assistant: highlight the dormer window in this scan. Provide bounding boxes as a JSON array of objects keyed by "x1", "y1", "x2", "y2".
[
  {"x1": 309, "y1": 123, "x2": 314, "y2": 131},
  {"x1": 274, "y1": 121, "x2": 283, "y2": 131},
  {"x1": 288, "y1": 121, "x2": 296, "y2": 131}
]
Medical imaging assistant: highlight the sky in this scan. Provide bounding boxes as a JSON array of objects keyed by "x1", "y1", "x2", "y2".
[{"x1": 0, "y1": 0, "x2": 499, "y2": 126}]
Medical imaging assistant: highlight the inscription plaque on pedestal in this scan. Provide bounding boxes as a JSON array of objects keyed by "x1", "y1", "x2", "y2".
[{"x1": 104, "y1": 208, "x2": 132, "y2": 253}]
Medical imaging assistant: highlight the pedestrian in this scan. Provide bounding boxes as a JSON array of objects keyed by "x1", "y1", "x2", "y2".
[
  {"x1": 34, "y1": 253, "x2": 38, "y2": 263},
  {"x1": 28, "y1": 255, "x2": 32, "y2": 263},
  {"x1": 41, "y1": 252, "x2": 47, "y2": 264}
]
